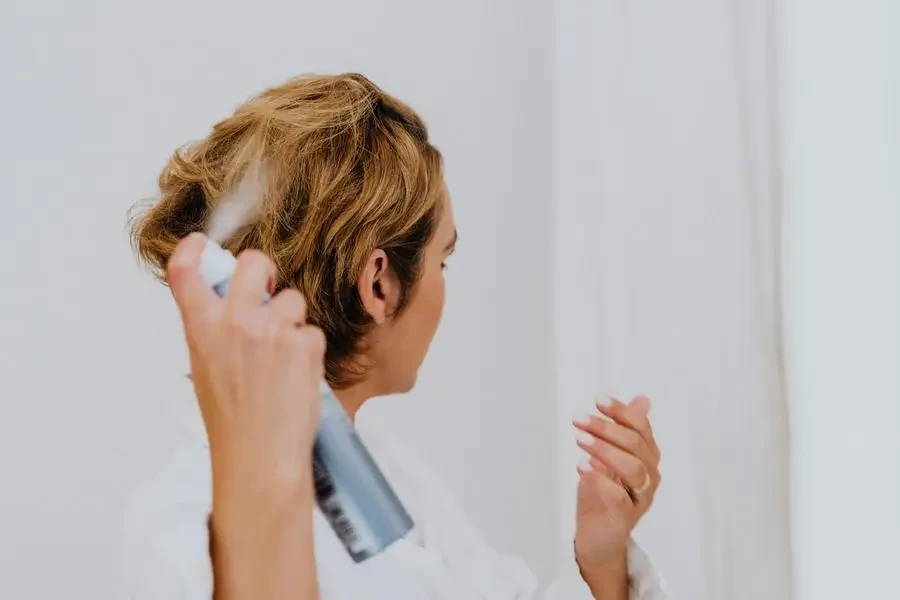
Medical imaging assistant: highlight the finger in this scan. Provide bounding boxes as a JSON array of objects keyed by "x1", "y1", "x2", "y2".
[
  {"x1": 167, "y1": 233, "x2": 219, "y2": 320},
  {"x1": 294, "y1": 325, "x2": 327, "y2": 377},
  {"x1": 576, "y1": 455, "x2": 616, "y2": 480},
  {"x1": 268, "y1": 288, "x2": 308, "y2": 327},
  {"x1": 596, "y1": 396, "x2": 660, "y2": 460},
  {"x1": 577, "y1": 457, "x2": 631, "y2": 497},
  {"x1": 630, "y1": 395, "x2": 651, "y2": 416},
  {"x1": 576, "y1": 431, "x2": 656, "y2": 495},
  {"x1": 225, "y1": 250, "x2": 276, "y2": 314},
  {"x1": 576, "y1": 462, "x2": 634, "y2": 509},
  {"x1": 573, "y1": 413, "x2": 656, "y2": 469}
]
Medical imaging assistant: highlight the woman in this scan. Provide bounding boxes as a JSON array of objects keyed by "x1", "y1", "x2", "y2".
[{"x1": 125, "y1": 73, "x2": 666, "y2": 599}]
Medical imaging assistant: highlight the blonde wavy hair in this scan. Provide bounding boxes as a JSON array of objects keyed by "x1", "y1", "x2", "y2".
[{"x1": 131, "y1": 73, "x2": 445, "y2": 387}]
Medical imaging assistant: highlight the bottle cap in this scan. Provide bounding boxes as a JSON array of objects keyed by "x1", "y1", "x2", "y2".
[{"x1": 198, "y1": 240, "x2": 237, "y2": 288}]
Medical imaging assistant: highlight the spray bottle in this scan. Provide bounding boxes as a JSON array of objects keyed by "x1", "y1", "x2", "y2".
[{"x1": 197, "y1": 239, "x2": 414, "y2": 562}]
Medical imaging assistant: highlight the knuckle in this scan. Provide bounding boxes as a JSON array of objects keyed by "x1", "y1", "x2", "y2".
[
  {"x1": 269, "y1": 289, "x2": 308, "y2": 325},
  {"x1": 275, "y1": 326, "x2": 298, "y2": 349},
  {"x1": 273, "y1": 330, "x2": 296, "y2": 350},
  {"x1": 627, "y1": 463, "x2": 644, "y2": 482},
  {"x1": 236, "y1": 248, "x2": 271, "y2": 268},
  {"x1": 285, "y1": 289, "x2": 308, "y2": 316},
  {"x1": 625, "y1": 433, "x2": 641, "y2": 453},
  {"x1": 225, "y1": 310, "x2": 261, "y2": 339},
  {"x1": 596, "y1": 462, "x2": 615, "y2": 479},
  {"x1": 286, "y1": 327, "x2": 325, "y2": 358},
  {"x1": 304, "y1": 326, "x2": 327, "y2": 355},
  {"x1": 237, "y1": 251, "x2": 274, "y2": 284}
]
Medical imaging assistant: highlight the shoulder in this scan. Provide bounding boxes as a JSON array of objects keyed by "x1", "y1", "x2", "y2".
[
  {"x1": 355, "y1": 421, "x2": 448, "y2": 489},
  {"x1": 354, "y1": 422, "x2": 458, "y2": 515},
  {"x1": 122, "y1": 443, "x2": 213, "y2": 597},
  {"x1": 356, "y1": 422, "x2": 540, "y2": 595},
  {"x1": 124, "y1": 442, "x2": 212, "y2": 538}
]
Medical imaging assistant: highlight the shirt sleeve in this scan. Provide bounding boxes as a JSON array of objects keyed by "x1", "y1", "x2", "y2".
[
  {"x1": 368, "y1": 432, "x2": 667, "y2": 600},
  {"x1": 544, "y1": 539, "x2": 667, "y2": 600}
]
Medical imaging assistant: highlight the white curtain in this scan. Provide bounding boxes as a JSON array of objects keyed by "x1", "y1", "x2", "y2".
[
  {"x1": 783, "y1": 1, "x2": 900, "y2": 598},
  {"x1": 552, "y1": 2, "x2": 793, "y2": 598}
]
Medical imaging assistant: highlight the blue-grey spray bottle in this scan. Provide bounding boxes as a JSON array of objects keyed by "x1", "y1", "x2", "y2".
[{"x1": 198, "y1": 239, "x2": 414, "y2": 562}]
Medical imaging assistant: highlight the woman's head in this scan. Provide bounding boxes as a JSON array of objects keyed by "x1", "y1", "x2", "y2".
[{"x1": 132, "y1": 73, "x2": 455, "y2": 395}]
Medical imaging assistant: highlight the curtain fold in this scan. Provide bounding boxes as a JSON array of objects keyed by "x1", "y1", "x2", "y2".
[{"x1": 553, "y1": 2, "x2": 793, "y2": 598}]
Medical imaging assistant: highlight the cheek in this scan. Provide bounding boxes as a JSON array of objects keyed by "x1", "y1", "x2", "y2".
[
  {"x1": 427, "y1": 271, "x2": 446, "y2": 331},
  {"x1": 408, "y1": 271, "x2": 445, "y2": 351},
  {"x1": 395, "y1": 268, "x2": 445, "y2": 358}
]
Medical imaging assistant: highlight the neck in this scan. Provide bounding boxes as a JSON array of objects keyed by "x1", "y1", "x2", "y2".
[{"x1": 332, "y1": 381, "x2": 378, "y2": 422}]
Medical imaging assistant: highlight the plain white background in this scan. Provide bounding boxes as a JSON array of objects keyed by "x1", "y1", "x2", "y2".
[
  {"x1": 0, "y1": 1, "x2": 556, "y2": 598},
  {"x1": 782, "y1": 1, "x2": 900, "y2": 597}
]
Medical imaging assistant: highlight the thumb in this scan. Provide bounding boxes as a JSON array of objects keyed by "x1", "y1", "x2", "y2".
[{"x1": 629, "y1": 395, "x2": 652, "y2": 417}]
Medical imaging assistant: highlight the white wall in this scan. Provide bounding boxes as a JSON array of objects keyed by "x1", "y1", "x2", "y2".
[
  {"x1": 0, "y1": 1, "x2": 555, "y2": 597},
  {"x1": 782, "y1": 1, "x2": 900, "y2": 598}
]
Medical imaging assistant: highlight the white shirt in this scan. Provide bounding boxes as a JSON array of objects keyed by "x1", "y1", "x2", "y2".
[{"x1": 123, "y1": 396, "x2": 667, "y2": 599}]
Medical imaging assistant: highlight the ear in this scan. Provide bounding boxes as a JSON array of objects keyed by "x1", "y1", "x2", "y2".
[{"x1": 357, "y1": 249, "x2": 401, "y2": 324}]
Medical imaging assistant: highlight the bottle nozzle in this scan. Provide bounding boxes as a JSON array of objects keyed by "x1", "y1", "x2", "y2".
[{"x1": 198, "y1": 240, "x2": 238, "y2": 291}]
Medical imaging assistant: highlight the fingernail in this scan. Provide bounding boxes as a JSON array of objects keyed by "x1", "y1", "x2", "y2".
[
  {"x1": 572, "y1": 411, "x2": 592, "y2": 426},
  {"x1": 577, "y1": 460, "x2": 593, "y2": 473},
  {"x1": 576, "y1": 431, "x2": 594, "y2": 446},
  {"x1": 596, "y1": 395, "x2": 615, "y2": 409}
]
